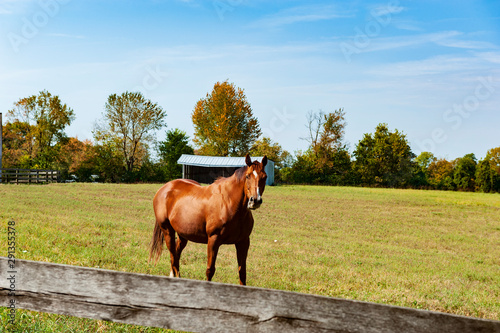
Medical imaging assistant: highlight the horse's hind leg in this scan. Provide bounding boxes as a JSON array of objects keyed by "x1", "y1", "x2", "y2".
[
  {"x1": 174, "y1": 236, "x2": 188, "y2": 277},
  {"x1": 162, "y1": 224, "x2": 179, "y2": 277}
]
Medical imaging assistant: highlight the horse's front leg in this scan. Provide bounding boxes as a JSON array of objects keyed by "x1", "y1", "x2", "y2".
[
  {"x1": 235, "y1": 237, "x2": 250, "y2": 285},
  {"x1": 206, "y1": 235, "x2": 221, "y2": 281}
]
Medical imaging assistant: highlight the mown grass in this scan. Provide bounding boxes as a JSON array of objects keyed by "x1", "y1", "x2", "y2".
[{"x1": 0, "y1": 183, "x2": 499, "y2": 332}]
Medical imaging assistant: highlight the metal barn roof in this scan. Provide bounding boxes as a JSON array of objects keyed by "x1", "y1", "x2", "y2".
[{"x1": 177, "y1": 154, "x2": 271, "y2": 168}]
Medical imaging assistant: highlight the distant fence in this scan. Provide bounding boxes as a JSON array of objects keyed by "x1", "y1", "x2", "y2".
[
  {"x1": 1, "y1": 258, "x2": 499, "y2": 332},
  {"x1": 0, "y1": 168, "x2": 60, "y2": 184}
]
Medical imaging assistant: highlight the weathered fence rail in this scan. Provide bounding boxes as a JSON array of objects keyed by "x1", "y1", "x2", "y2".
[
  {"x1": 0, "y1": 168, "x2": 60, "y2": 184},
  {"x1": 0, "y1": 257, "x2": 498, "y2": 332}
]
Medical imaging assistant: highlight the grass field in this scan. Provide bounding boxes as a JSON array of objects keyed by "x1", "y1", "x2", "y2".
[{"x1": 1, "y1": 183, "x2": 499, "y2": 332}]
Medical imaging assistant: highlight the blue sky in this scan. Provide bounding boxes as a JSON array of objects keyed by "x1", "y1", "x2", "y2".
[{"x1": 1, "y1": 0, "x2": 499, "y2": 160}]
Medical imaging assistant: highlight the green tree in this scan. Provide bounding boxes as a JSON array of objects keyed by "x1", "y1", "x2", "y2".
[
  {"x1": 487, "y1": 147, "x2": 500, "y2": 175},
  {"x1": 306, "y1": 109, "x2": 347, "y2": 154},
  {"x1": 453, "y1": 153, "x2": 476, "y2": 191},
  {"x1": 412, "y1": 151, "x2": 436, "y2": 187},
  {"x1": 91, "y1": 142, "x2": 125, "y2": 183},
  {"x1": 415, "y1": 152, "x2": 436, "y2": 172},
  {"x1": 7, "y1": 90, "x2": 75, "y2": 168},
  {"x1": 428, "y1": 158, "x2": 455, "y2": 190},
  {"x1": 250, "y1": 136, "x2": 292, "y2": 183},
  {"x1": 95, "y1": 91, "x2": 167, "y2": 174},
  {"x1": 475, "y1": 147, "x2": 500, "y2": 193},
  {"x1": 250, "y1": 137, "x2": 289, "y2": 168},
  {"x1": 488, "y1": 147, "x2": 500, "y2": 192},
  {"x1": 157, "y1": 128, "x2": 194, "y2": 180},
  {"x1": 291, "y1": 109, "x2": 352, "y2": 185},
  {"x1": 476, "y1": 158, "x2": 494, "y2": 192},
  {"x1": 192, "y1": 80, "x2": 261, "y2": 156},
  {"x1": 353, "y1": 123, "x2": 415, "y2": 187}
]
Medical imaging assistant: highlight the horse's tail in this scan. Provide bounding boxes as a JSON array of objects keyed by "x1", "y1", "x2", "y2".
[{"x1": 149, "y1": 221, "x2": 164, "y2": 264}]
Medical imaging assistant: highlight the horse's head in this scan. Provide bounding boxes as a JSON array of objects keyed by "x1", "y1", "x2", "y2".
[{"x1": 244, "y1": 154, "x2": 268, "y2": 210}]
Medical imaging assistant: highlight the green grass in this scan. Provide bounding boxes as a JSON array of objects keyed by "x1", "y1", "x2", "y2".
[{"x1": 1, "y1": 183, "x2": 499, "y2": 331}]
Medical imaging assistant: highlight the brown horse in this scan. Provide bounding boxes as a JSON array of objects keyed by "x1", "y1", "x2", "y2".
[{"x1": 149, "y1": 154, "x2": 268, "y2": 285}]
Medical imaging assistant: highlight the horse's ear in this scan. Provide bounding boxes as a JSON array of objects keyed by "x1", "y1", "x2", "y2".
[
  {"x1": 245, "y1": 154, "x2": 252, "y2": 167},
  {"x1": 262, "y1": 155, "x2": 268, "y2": 167}
]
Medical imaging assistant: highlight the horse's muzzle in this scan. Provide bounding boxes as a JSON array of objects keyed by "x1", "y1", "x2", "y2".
[{"x1": 248, "y1": 196, "x2": 263, "y2": 210}]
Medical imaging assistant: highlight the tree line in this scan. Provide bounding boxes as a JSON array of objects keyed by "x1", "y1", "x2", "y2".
[{"x1": 2, "y1": 82, "x2": 499, "y2": 193}]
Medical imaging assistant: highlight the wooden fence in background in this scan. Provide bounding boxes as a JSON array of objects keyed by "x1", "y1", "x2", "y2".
[
  {"x1": 1, "y1": 258, "x2": 499, "y2": 332},
  {"x1": 0, "y1": 168, "x2": 60, "y2": 184}
]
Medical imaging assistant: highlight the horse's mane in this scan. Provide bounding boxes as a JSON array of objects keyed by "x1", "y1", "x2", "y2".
[
  {"x1": 213, "y1": 166, "x2": 247, "y2": 184},
  {"x1": 234, "y1": 166, "x2": 248, "y2": 182}
]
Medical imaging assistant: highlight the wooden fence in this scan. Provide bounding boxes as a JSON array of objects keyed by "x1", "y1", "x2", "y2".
[
  {"x1": 0, "y1": 168, "x2": 60, "y2": 184},
  {"x1": 1, "y1": 258, "x2": 498, "y2": 332}
]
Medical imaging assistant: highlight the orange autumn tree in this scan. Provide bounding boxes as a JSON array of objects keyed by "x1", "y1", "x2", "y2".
[
  {"x1": 56, "y1": 137, "x2": 96, "y2": 181},
  {"x1": 191, "y1": 80, "x2": 261, "y2": 157}
]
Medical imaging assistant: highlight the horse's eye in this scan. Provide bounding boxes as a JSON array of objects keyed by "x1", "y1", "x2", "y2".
[{"x1": 246, "y1": 175, "x2": 250, "y2": 179}]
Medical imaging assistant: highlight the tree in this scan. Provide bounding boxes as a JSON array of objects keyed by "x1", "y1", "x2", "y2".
[
  {"x1": 55, "y1": 137, "x2": 96, "y2": 181},
  {"x1": 487, "y1": 147, "x2": 500, "y2": 175},
  {"x1": 475, "y1": 147, "x2": 500, "y2": 193},
  {"x1": 488, "y1": 147, "x2": 500, "y2": 192},
  {"x1": 412, "y1": 152, "x2": 436, "y2": 187},
  {"x1": 292, "y1": 109, "x2": 352, "y2": 185},
  {"x1": 91, "y1": 142, "x2": 126, "y2": 183},
  {"x1": 305, "y1": 109, "x2": 346, "y2": 155},
  {"x1": 1, "y1": 121, "x2": 35, "y2": 168},
  {"x1": 157, "y1": 128, "x2": 194, "y2": 180},
  {"x1": 353, "y1": 123, "x2": 415, "y2": 187},
  {"x1": 192, "y1": 80, "x2": 260, "y2": 156},
  {"x1": 95, "y1": 91, "x2": 166, "y2": 173},
  {"x1": 428, "y1": 158, "x2": 455, "y2": 190},
  {"x1": 476, "y1": 158, "x2": 494, "y2": 192},
  {"x1": 415, "y1": 152, "x2": 436, "y2": 172},
  {"x1": 250, "y1": 136, "x2": 292, "y2": 183},
  {"x1": 453, "y1": 153, "x2": 476, "y2": 191},
  {"x1": 250, "y1": 137, "x2": 288, "y2": 168},
  {"x1": 7, "y1": 90, "x2": 75, "y2": 168}
]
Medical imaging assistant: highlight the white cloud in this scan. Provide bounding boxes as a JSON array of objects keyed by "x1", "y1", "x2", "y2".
[
  {"x1": 250, "y1": 4, "x2": 354, "y2": 28},
  {"x1": 436, "y1": 39, "x2": 498, "y2": 50},
  {"x1": 367, "y1": 52, "x2": 499, "y2": 78},
  {"x1": 476, "y1": 51, "x2": 500, "y2": 64},
  {"x1": 343, "y1": 30, "x2": 498, "y2": 56},
  {"x1": 365, "y1": 31, "x2": 462, "y2": 52}
]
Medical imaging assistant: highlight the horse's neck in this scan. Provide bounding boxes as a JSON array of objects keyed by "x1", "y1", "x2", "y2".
[{"x1": 221, "y1": 174, "x2": 247, "y2": 211}]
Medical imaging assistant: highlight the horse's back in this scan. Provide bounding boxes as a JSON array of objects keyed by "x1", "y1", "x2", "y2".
[
  {"x1": 154, "y1": 178, "x2": 200, "y2": 198},
  {"x1": 153, "y1": 179, "x2": 200, "y2": 216}
]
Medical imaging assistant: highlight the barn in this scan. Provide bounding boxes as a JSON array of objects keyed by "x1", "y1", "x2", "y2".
[{"x1": 177, "y1": 154, "x2": 274, "y2": 185}]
